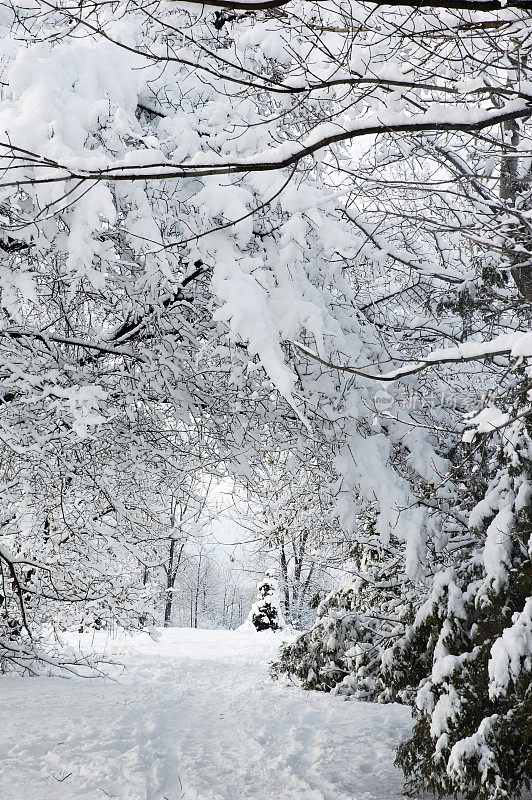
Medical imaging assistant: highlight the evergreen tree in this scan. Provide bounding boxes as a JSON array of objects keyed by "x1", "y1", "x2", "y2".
[
  {"x1": 272, "y1": 528, "x2": 408, "y2": 700},
  {"x1": 272, "y1": 583, "x2": 395, "y2": 700},
  {"x1": 384, "y1": 377, "x2": 532, "y2": 800},
  {"x1": 246, "y1": 575, "x2": 285, "y2": 632}
]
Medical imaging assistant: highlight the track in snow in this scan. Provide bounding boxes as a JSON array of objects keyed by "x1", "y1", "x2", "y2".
[{"x1": 0, "y1": 628, "x2": 416, "y2": 800}]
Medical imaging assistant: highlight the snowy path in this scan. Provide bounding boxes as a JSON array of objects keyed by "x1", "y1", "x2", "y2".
[{"x1": 0, "y1": 629, "x2": 416, "y2": 800}]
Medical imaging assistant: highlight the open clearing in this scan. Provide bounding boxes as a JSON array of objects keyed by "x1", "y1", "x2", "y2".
[{"x1": 0, "y1": 628, "x2": 416, "y2": 800}]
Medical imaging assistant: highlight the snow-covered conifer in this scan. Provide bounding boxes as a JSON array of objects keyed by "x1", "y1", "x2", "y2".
[
  {"x1": 384, "y1": 375, "x2": 532, "y2": 800},
  {"x1": 246, "y1": 574, "x2": 286, "y2": 632},
  {"x1": 272, "y1": 522, "x2": 410, "y2": 700}
]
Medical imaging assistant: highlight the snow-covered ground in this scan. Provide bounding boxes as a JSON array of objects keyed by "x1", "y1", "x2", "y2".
[{"x1": 0, "y1": 628, "x2": 416, "y2": 800}]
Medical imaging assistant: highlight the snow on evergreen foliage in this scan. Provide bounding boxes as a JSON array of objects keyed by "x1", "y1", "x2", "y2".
[
  {"x1": 383, "y1": 378, "x2": 532, "y2": 800},
  {"x1": 276, "y1": 375, "x2": 531, "y2": 799},
  {"x1": 272, "y1": 526, "x2": 410, "y2": 701},
  {"x1": 243, "y1": 575, "x2": 285, "y2": 632},
  {"x1": 272, "y1": 583, "x2": 394, "y2": 700}
]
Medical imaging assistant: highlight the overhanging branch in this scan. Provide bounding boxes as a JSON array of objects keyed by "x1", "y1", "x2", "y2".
[{"x1": 2, "y1": 106, "x2": 530, "y2": 186}]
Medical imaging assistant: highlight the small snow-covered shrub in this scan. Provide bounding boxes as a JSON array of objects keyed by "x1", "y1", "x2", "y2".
[{"x1": 245, "y1": 575, "x2": 286, "y2": 632}]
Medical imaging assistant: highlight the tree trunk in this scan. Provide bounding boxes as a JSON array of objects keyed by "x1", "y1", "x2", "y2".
[
  {"x1": 292, "y1": 529, "x2": 309, "y2": 626},
  {"x1": 500, "y1": 55, "x2": 532, "y2": 300},
  {"x1": 279, "y1": 543, "x2": 290, "y2": 619},
  {"x1": 164, "y1": 540, "x2": 185, "y2": 627}
]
